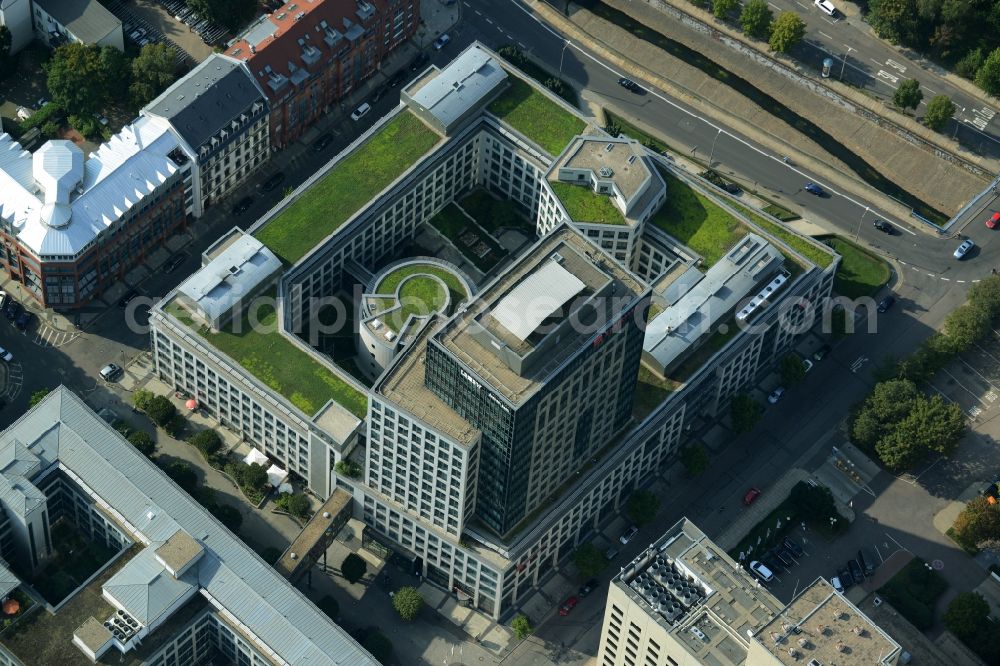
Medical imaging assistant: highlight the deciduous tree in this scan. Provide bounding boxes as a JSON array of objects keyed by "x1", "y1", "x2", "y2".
[
  {"x1": 768, "y1": 12, "x2": 806, "y2": 53},
  {"x1": 341, "y1": 552, "x2": 367, "y2": 584},
  {"x1": 392, "y1": 586, "x2": 424, "y2": 621},
  {"x1": 680, "y1": 444, "x2": 710, "y2": 476},
  {"x1": 626, "y1": 491, "x2": 660, "y2": 526},
  {"x1": 740, "y1": 0, "x2": 773, "y2": 39},
  {"x1": 573, "y1": 543, "x2": 608, "y2": 578},
  {"x1": 923, "y1": 94, "x2": 955, "y2": 131},
  {"x1": 130, "y1": 44, "x2": 177, "y2": 108},
  {"x1": 893, "y1": 78, "x2": 924, "y2": 110},
  {"x1": 975, "y1": 48, "x2": 1000, "y2": 96},
  {"x1": 731, "y1": 393, "x2": 763, "y2": 433},
  {"x1": 511, "y1": 614, "x2": 533, "y2": 639},
  {"x1": 713, "y1": 0, "x2": 740, "y2": 20},
  {"x1": 943, "y1": 592, "x2": 990, "y2": 643},
  {"x1": 953, "y1": 496, "x2": 1000, "y2": 548}
]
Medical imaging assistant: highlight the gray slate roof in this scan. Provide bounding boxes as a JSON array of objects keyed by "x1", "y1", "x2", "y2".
[
  {"x1": 34, "y1": 0, "x2": 121, "y2": 44},
  {"x1": 0, "y1": 387, "x2": 377, "y2": 666},
  {"x1": 144, "y1": 54, "x2": 266, "y2": 151}
]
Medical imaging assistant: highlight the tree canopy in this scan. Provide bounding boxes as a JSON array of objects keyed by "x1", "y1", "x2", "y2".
[
  {"x1": 768, "y1": 12, "x2": 806, "y2": 53},
  {"x1": 46, "y1": 43, "x2": 128, "y2": 117},
  {"x1": 392, "y1": 586, "x2": 424, "y2": 621},
  {"x1": 626, "y1": 490, "x2": 660, "y2": 526},
  {"x1": 731, "y1": 393, "x2": 764, "y2": 433},
  {"x1": 923, "y1": 94, "x2": 956, "y2": 131},
  {"x1": 893, "y1": 78, "x2": 923, "y2": 110},
  {"x1": 713, "y1": 0, "x2": 740, "y2": 19},
  {"x1": 740, "y1": 0, "x2": 774, "y2": 39},
  {"x1": 187, "y1": 0, "x2": 257, "y2": 32},
  {"x1": 341, "y1": 552, "x2": 367, "y2": 584},
  {"x1": 131, "y1": 44, "x2": 177, "y2": 108},
  {"x1": 943, "y1": 592, "x2": 990, "y2": 643},
  {"x1": 680, "y1": 443, "x2": 710, "y2": 476},
  {"x1": 780, "y1": 354, "x2": 807, "y2": 385},
  {"x1": 952, "y1": 496, "x2": 1000, "y2": 548},
  {"x1": 511, "y1": 614, "x2": 533, "y2": 639},
  {"x1": 573, "y1": 543, "x2": 608, "y2": 578}
]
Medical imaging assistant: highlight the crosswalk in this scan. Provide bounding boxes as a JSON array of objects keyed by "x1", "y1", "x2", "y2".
[{"x1": 32, "y1": 325, "x2": 80, "y2": 348}]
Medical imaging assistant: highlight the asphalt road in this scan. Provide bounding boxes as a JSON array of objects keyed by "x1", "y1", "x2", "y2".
[{"x1": 766, "y1": 0, "x2": 1000, "y2": 154}]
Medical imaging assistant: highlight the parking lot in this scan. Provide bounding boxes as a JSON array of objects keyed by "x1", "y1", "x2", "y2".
[{"x1": 100, "y1": 0, "x2": 219, "y2": 66}]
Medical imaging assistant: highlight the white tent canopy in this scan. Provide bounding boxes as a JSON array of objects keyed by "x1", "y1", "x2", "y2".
[
  {"x1": 243, "y1": 447, "x2": 268, "y2": 466},
  {"x1": 267, "y1": 464, "x2": 288, "y2": 488}
]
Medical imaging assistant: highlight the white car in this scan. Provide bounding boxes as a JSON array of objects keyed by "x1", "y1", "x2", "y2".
[
  {"x1": 350, "y1": 102, "x2": 371, "y2": 121},
  {"x1": 803, "y1": 359, "x2": 814, "y2": 373},
  {"x1": 767, "y1": 387, "x2": 786, "y2": 404},
  {"x1": 0, "y1": 347, "x2": 12, "y2": 362},
  {"x1": 619, "y1": 525, "x2": 638, "y2": 545},
  {"x1": 814, "y1": 0, "x2": 837, "y2": 15},
  {"x1": 433, "y1": 33, "x2": 451, "y2": 50},
  {"x1": 831, "y1": 576, "x2": 844, "y2": 593},
  {"x1": 749, "y1": 560, "x2": 774, "y2": 582},
  {"x1": 954, "y1": 239, "x2": 974, "y2": 259}
]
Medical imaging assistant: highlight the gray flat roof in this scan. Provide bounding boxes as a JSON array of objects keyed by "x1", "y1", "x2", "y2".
[
  {"x1": 490, "y1": 260, "x2": 585, "y2": 341},
  {"x1": 406, "y1": 46, "x2": 508, "y2": 130},
  {"x1": 35, "y1": 0, "x2": 121, "y2": 44}
]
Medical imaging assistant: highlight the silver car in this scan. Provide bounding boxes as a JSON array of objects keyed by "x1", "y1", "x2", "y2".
[{"x1": 954, "y1": 239, "x2": 974, "y2": 259}]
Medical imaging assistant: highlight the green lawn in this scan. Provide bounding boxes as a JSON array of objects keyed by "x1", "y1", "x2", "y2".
[
  {"x1": 376, "y1": 262, "x2": 468, "y2": 304},
  {"x1": 549, "y1": 181, "x2": 627, "y2": 225},
  {"x1": 878, "y1": 558, "x2": 947, "y2": 631},
  {"x1": 171, "y1": 295, "x2": 367, "y2": 418},
  {"x1": 458, "y1": 189, "x2": 535, "y2": 235},
  {"x1": 255, "y1": 111, "x2": 440, "y2": 264},
  {"x1": 488, "y1": 76, "x2": 585, "y2": 156},
  {"x1": 633, "y1": 365, "x2": 679, "y2": 419},
  {"x1": 670, "y1": 317, "x2": 739, "y2": 382},
  {"x1": 728, "y1": 200, "x2": 836, "y2": 269},
  {"x1": 604, "y1": 110, "x2": 675, "y2": 155},
  {"x1": 428, "y1": 203, "x2": 506, "y2": 272},
  {"x1": 382, "y1": 276, "x2": 447, "y2": 332},
  {"x1": 651, "y1": 169, "x2": 748, "y2": 267},
  {"x1": 823, "y1": 237, "x2": 891, "y2": 298}
]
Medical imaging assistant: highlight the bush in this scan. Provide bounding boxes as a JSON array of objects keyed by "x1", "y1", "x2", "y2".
[
  {"x1": 161, "y1": 460, "x2": 197, "y2": 493},
  {"x1": 112, "y1": 420, "x2": 131, "y2": 436},
  {"x1": 127, "y1": 430, "x2": 155, "y2": 457},
  {"x1": 19, "y1": 103, "x2": 64, "y2": 132},
  {"x1": 29, "y1": 388, "x2": 52, "y2": 408},
  {"x1": 165, "y1": 414, "x2": 187, "y2": 438},
  {"x1": 133, "y1": 389, "x2": 154, "y2": 412},
  {"x1": 731, "y1": 393, "x2": 763, "y2": 433},
  {"x1": 209, "y1": 503, "x2": 243, "y2": 531},
  {"x1": 511, "y1": 614, "x2": 533, "y2": 639},
  {"x1": 341, "y1": 553, "x2": 367, "y2": 584},
  {"x1": 362, "y1": 630, "x2": 393, "y2": 664},
  {"x1": 335, "y1": 459, "x2": 362, "y2": 479},
  {"x1": 626, "y1": 490, "x2": 660, "y2": 526},
  {"x1": 146, "y1": 395, "x2": 176, "y2": 426},
  {"x1": 392, "y1": 586, "x2": 423, "y2": 621},
  {"x1": 944, "y1": 592, "x2": 989, "y2": 643},
  {"x1": 244, "y1": 462, "x2": 268, "y2": 489},
  {"x1": 68, "y1": 114, "x2": 100, "y2": 139},
  {"x1": 680, "y1": 443, "x2": 710, "y2": 476},
  {"x1": 188, "y1": 429, "x2": 222, "y2": 460},
  {"x1": 573, "y1": 543, "x2": 608, "y2": 578},
  {"x1": 317, "y1": 595, "x2": 339, "y2": 620},
  {"x1": 277, "y1": 493, "x2": 311, "y2": 520}
]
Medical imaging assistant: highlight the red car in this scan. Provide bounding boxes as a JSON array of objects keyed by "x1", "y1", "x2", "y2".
[
  {"x1": 559, "y1": 596, "x2": 579, "y2": 616},
  {"x1": 987, "y1": 212, "x2": 1000, "y2": 229},
  {"x1": 744, "y1": 487, "x2": 761, "y2": 506}
]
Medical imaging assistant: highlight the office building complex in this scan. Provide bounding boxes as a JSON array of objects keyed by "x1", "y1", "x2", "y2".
[
  {"x1": 0, "y1": 386, "x2": 377, "y2": 666},
  {"x1": 597, "y1": 518, "x2": 901, "y2": 666},
  {"x1": 225, "y1": 0, "x2": 419, "y2": 149},
  {"x1": 143, "y1": 54, "x2": 271, "y2": 217},
  {"x1": 152, "y1": 43, "x2": 839, "y2": 619},
  {"x1": 0, "y1": 117, "x2": 190, "y2": 308}
]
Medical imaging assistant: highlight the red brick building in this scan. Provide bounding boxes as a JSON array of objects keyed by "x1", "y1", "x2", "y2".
[{"x1": 225, "y1": 0, "x2": 419, "y2": 150}]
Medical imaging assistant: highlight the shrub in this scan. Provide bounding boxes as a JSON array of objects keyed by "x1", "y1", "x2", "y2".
[
  {"x1": 146, "y1": 395, "x2": 176, "y2": 426},
  {"x1": 29, "y1": 388, "x2": 52, "y2": 408},
  {"x1": 133, "y1": 389, "x2": 154, "y2": 411},
  {"x1": 244, "y1": 462, "x2": 268, "y2": 490},
  {"x1": 335, "y1": 459, "x2": 363, "y2": 479},
  {"x1": 165, "y1": 414, "x2": 187, "y2": 438},
  {"x1": 626, "y1": 490, "x2": 660, "y2": 526},
  {"x1": 277, "y1": 493, "x2": 311, "y2": 520},
  {"x1": 511, "y1": 614, "x2": 533, "y2": 639},
  {"x1": 161, "y1": 460, "x2": 197, "y2": 493},
  {"x1": 188, "y1": 429, "x2": 222, "y2": 460},
  {"x1": 209, "y1": 503, "x2": 243, "y2": 531},
  {"x1": 112, "y1": 420, "x2": 131, "y2": 436},
  {"x1": 392, "y1": 586, "x2": 423, "y2": 621},
  {"x1": 127, "y1": 430, "x2": 155, "y2": 457},
  {"x1": 573, "y1": 543, "x2": 608, "y2": 578},
  {"x1": 944, "y1": 592, "x2": 990, "y2": 643},
  {"x1": 341, "y1": 553, "x2": 367, "y2": 584}
]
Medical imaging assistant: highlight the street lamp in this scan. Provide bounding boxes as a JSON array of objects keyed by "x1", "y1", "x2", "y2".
[
  {"x1": 855, "y1": 206, "x2": 870, "y2": 241},
  {"x1": 559, "y1": 40, "x2": 571, "y2": 76},
  {"x1": 708, "y1": 129, "x2": 722, "y2": 168},
  {"x1": 840, "y1": 46, "x2": 855, "y2": 80}
]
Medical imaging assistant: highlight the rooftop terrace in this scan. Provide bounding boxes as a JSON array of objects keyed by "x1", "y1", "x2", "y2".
[
  {"x1": 487, "y1": 76, "x2": 586, "y2": 156},
  {"x1": 254, "y1": 110, "x2": 441, "y2": 264},
  {"x1": 165, "y1": 293, "x2": 367, "y2": 418},
  {"x1": 549, "y1": 181, "x2": 628, "y2": 226},
  {"x1": 366, "y1": 262, "x2": 469, "y2": 334}
]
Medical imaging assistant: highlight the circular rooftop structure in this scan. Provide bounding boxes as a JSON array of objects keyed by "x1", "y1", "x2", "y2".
[{"x1": 357, "y1": 258, "x2": 474, "y2": 378}]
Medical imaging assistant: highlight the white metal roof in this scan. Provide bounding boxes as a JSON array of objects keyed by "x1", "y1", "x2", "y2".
[
  {"x1": 490, "y1": 258, "x2": 585, "y2": 341},
  {"x1": 103, "y1": 546, "x2": 198, "y2": 627},
  {"x1": 410, "y1": 45, "x2": 507, "y2": 130}
]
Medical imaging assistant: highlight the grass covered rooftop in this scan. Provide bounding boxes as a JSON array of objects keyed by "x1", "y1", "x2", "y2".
[
  {"x1": 549, "y1": 181, "x2": 628, "y2": 225},
  {"x1": 373, "y1": 263, "x2": 469, "y2": 332},
  {"x1": 254, "y1": 111, "x2": 440, "y2": 264},
  {"x1": 488, "y1": 76, "x2": 586, "y2": 156}
]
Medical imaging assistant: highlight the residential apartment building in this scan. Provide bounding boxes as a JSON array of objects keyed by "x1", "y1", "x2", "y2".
[
  {"x1": 597, "y1": 518, "x2": 902, "y2": 666},
  {"x1": 152, "y1": 44, "x2": 839, "y2": 620},
  {"x1": 225, "y1": 0, "x2": 419, "y2": 149},
  {"x1": 0, "y1": 0, "x2": 32, "y2": 53},
  {"x1": 143, "y1": 54, "x2": 270, "y2": 217},
  {"x1": 31, "y1": 0, "x2": 123, "y2": 50},
  {"x1": 0, "y1": 117, "x2": 191, "y2": 308},
  {"x1": 0, "y1": 386, "x2": 378, "y2": 666}
]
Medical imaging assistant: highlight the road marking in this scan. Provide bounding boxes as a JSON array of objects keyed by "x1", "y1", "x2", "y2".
[
  {"x1": 870, "y1": 58, "x2": 882, "y2": 66},
  {"x1": 818, "y1": 31, "x2": 833, "y2": 40},
  {"x1": 796, "y1": 1, "x2": 808, "y2": 7},
  {"x1": 474, "y1": 8, "x2": 481, "y2": 15},
  {"x1": 485, "y1": 17, "x2": 493, "y2": 24},
  {"x1": 957, "y1": 280, "x2": 966, "y2": 283},
  {"x1": 969, "y1": 405, "x2": 982, "y2": 418},
  {"x1": 768, "y1": 2, "x2": 781, "y2": 9},
  {"x1": 941, "y1": 277, "x2": 950, "y2": 281},
  {"x1": 886, "y1": 59, "x2": 906, "y2": 73},
  {"x1": 926, "y1": 273, "x2": 935, "y2": 277},
  {"x1": 850, "y1": 356, "x2": 869, "y2": 373},
  {"x1": 924, "y1": 87, "x2": 937, "y2": 96},
  {"x1": 877, "y1": 70, "x2": 900, "y2": 85}
]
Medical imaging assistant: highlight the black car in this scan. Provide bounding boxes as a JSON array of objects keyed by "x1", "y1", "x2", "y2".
[
  {"x1": 838, "y1": 567, "x2": 854, "y2": 588},
  {"x1": 118, "y1": 290, "x2": 139, "y2": 309},
  {"x1": 857, "y1": 547, "x2": 879, "y2": 577},
  {"x1": 775, "y1": 547, "x2": 795, "y2": 567},
  {"x1": 0, "y1": 292, "x2": 9, "y2": 312},
  {"x1": 578, "y1": 578, "x2": 599, "y2": 597},
  {"x1": 409, "y1": 53, "x2": 428, "y2": 71},
  {"x1": 5, "y1": 302, "x2": 21, "y2": 323},
  {"x1": 873, "y1": 219, "x2": 894, "y2": 234},
  {"x1": 163, "y1": 254, "x2": 186, "y2": 273},
  {"x1": 877, "y1": 295, "x2": 896, "y2": 313},
  {"x1": 231, "y1": 196, "x2": 254, "y2": 215},
  {"x1": 312, "y1": 133, "x2": 335, "y2": 152},
  {"x1": 261, "y1": 172, "x2": 286, "y2": 192},
  {"x1": 723, "y1": 182, "x2": 742, "y2": 195},
  {"x1": 782, "y1": 537, "x2": 804, "y2": 558},
  {"x1": 848, "y1": 558, "x2": 864, "y2": 582},
  {"x1": 14, "y1": 310, "x2": 31, "y2": 331},
  {"x1": 618, "y1": 77, "x2": 639, "y2": 91},
  {"x1": 813, "y1": 344, "x2": 831, "y2": 361}
]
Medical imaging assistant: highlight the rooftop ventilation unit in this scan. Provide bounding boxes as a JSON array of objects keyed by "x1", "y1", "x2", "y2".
[
  {"x1": 599, "y1": 166, "x2": 614, "y2": 178},
  {"x1": 605, "y1": 143, "x2": 614, "y2": 152}
]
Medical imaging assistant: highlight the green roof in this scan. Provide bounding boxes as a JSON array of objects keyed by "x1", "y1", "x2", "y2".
[
  {"x1": 254, "y1": 111, "x2": 440, "y2": 264},
  {"x1": 488, "y1": 76, "x2": 586, "y2": 156},
  {"x1": 374, "y1": 263, "x2": 468, "y2": 333},
  {"x1": 729, "y1": 201, "x2": 836, "y2": 269},
  {"x1": 549, "y1": 181, "x2": 628, "y2": 225},
  {"x1": 165, "y1": 297, "x2": 367, "y2": 419}
]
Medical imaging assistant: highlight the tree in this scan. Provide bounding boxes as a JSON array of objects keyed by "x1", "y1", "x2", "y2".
[
  {"x1": 186, "y1": 0, "x2": 257, "y2": 31},
  {"x1": 780, "y1": 354, "x2": 806, "y2": 385},
  {"x1": 45, "y1": 43, "x2": 115, "y2": 116},
  {"x1": 768, "y1": 12, "x2": 805, "y2": 53},
  {"x1": 923, "y1": 94, "x2": 955, "y2": 131},
  {"x1": 161, "y1": 460, "x2": 197, "y2": 493},
  {"x1": 127, "y1": 430, "x2": 155, "y2": 457},
  {"x1": 98, "y1": 45, "x2": 130, "y2": 103},
  {"x1": 244, "y1": 462, "x2": 268, "y2": 490},
  {"x1": 335, "y1": 459, "x2": 362, "y2": 479},
  {"x1": 29, "y1": 388, "x2": 52, "y2": 408},
  {"x1": 740, "y1": 0, "x2": 773, "y2": 39},
  {"x1": 789, "y1": 482, "x2": 839, "y2": 522},
  {"x1": 943, "y1": 304, "x2": 992, "y2": 352},
  {"x1": 976, "y1": 48, "x2": 1000, "y2": 96},
  {"x1": 209, "y1": 503, "x2": 243, "y2": 531},
  {"x1": 146, "y1": 395, "x2": 177, "y2": 426},
  {"x1": 850, "y1": 379, "x2": 920, "y2": 451},
  {"x1": 731, "y1": 393, "x2": 763, "y2": 433},
  {"x1": 341, "y1": 552, "x2": 367, "y2": 584},
  {"x1": 713, "y1": 0, "x2": 740, "y2": 20},
  {"x1": 130, "y1": 44, "x2": 177, "y2": 108},
  {"x1": 511, "y1": 614, "x2": 533, "y2": 640},
  {"x1": 626, "y1": 490, "x2": 660, "y2": 526},
  {"x1": 317, "y1": 595, "x2": 340, "y2": 620},
  {"x1": 967, "y1": 275, "x2": 1000, "y2": 320},
  {"x1": 952, "y1": 496, "x2": 1000, "y2": 547},
  {"x1": 868, "y1": 0, "x2": 919, "y2": 44},
  {"x1": 280, "y1": 493, "x2": 311, "y2": 520},
  {"x1": 133, "y1": 389, "x2": 154, "y2": 412},
  {"x1": 362, "y1": 630, "x2": 393, "y2": 664},
  {"x1": 392, "y1": 586, "x2": 424, "y2": 621},
  {"x1": 680, "y1": 444, "x2": 710, "y2": 476},
  {"x1": 893, "y1": 78, "x2": 924, "y2": 110},
  {"x1": 943, "y1": 592, "x2": 990, "y2": 642},
  {"x1": 188, "y1": 429, "x2": 223, "y2": 459},
  {"x1": 573, "y1": 543, "x2": 608, "y2": 578}
]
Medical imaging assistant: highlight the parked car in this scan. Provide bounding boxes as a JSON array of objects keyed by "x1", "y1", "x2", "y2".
[
  {"x1": 163, "y1": 254, "x2": 186, "y2": 273},
  {"x1": 432, "y1": 33, "x2": 451, "y2": 50},
  {"x1": 723, "y1": 182, "x2": 742, "y2": 195},
  {"x1": 831, "y1": 576, "x2": 844, "y2": 593},
  {"x1": 0, "y1": 347, "x2": 12, "y2": 362},
  {"x1": 857, "y1": 547, "x2": 879, "y2": 577},
  {"x1": 231, "y1": 196, "x2": 254, "y2": 215},
  {"x1": 558, "y1": 596, "x2": 579, "y2": 616},
  {"x1": 261, "y1": 172, "x2": 286, "y2": 192},
  {"x1": 118, "y1": 289, "x2": 139, "y2": 309},
  {"x1": 813, "y1": 344, "x2": 831, "y2": 361},
  {"x1": 804, "y1": 182, "x2": 825, "y2": 196},
  {"x1": 15, "y1": 310, "x2": 31, "y2": 331},
  {"x1": 783, "y1": 537, "x2": 804, "y2": 557},
  {"x1": 743, "y1": 487, "x2": 761, "y2": 505},
  {"x1": 312, "y1": 133, "x2": 335, "y2": 152},
  {"x1": 954, "y1": 239, "x2": 975, "y2": 259},
  {"x1": 0, "y1": 291, "x2": 8, "y2": 312},
  {"x1": 749, "y1": 560, "x2": 774, "y2": 582},
  {"x1": 767, "y1": 387, "x2": 786, "y2": 404},
  {"x1": 100, "y1": 363, "x2": 123, "y2": 381},
  {"x1": 848, "y1": 558, "x2": 864, "y2": 582},
  {"x1": 877, "y1": 295, "x2": 896, "y2": 313},
  {"x1": 814, "y1": 0, "x2": 837, "y2": 15},
  {"x1": 802, "y1": 359, "x2": 814, "y2": 373},
  {"x1": 409, "y1": 53, "x2": 429, "y2": 71},
  {"x1": 619, "y1": 525, "x2": 638, "y2": 545},
  {"x1": 618, "y1": 77, "x2": 639, "y2": 92},
  {"x1": 351, "y1": 102, "x2": 371, "y2": 121},
  {"x1": 605, "y1": 546, "x2": 620, "y2": 560},
  {"x1": 5, "y1": 302, "x2": 21, "y2": 322},
  {"x1": 838, "y1": 567, "x2": 854, "y2": 588},
  {"x1": 578, "y1": 579, "x2": 599, "y2": 597},
  {"x1": 986, "y1": 212, "x2": 1000, "y2": 229},
  {"x1": 873, "y1": 219, "x2": 894, "y2": 234}
]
